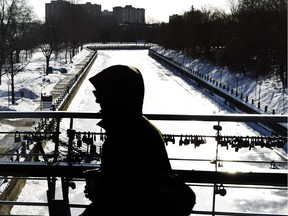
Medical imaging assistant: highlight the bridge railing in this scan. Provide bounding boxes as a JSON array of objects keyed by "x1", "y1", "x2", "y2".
[
  {"x1": 0, "y1": 111, "x2": 287, "y2": 216},
  {"x1": 87, "y1": 42, "x2": 155, "y2": 50}
]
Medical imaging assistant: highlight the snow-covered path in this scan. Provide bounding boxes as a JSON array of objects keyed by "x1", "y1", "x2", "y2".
[{"x1": 11, "y1": 50, "x2": 287, "y2": 215}]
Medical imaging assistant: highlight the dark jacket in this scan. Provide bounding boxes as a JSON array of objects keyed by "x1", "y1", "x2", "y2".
[
  {"x1": 100, "y1": 115, "x2": 172, "y2": 213},
  {"x1": 100, "y1": 115, "x2": 172, "y2": 175},
  {"x1": 81, "y1": 116, "x2": 172, "y2": 216}
]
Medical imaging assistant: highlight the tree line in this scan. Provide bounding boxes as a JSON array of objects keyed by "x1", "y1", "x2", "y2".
[
  {"x1": 0, "y1": 0, "x2": 286, "y2": 104},
  {"x1": 155, "y1": 0, "x2": 287, "y2": 88}
]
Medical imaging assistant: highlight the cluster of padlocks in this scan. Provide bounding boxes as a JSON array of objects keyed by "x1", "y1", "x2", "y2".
[
  {"x1": 163, "y1": 134, "x2": 207, "y2": 147},
  {"x1": 216, "y1": 135, "x2": 287, "y2": 151},
  {"x1": 71, "y1": 130, "x2": 106, "y2": 156},
  {"x1": 12, "y1": 127, "x2": 287, "y2": 163},
  {"x1": 162, "y1": 132, "x2": 287, "y2": 152}
]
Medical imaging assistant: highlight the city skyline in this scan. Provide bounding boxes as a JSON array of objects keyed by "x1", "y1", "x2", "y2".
[{"x1": 29, "y1": 0, "x2": 230, "y2": 23}]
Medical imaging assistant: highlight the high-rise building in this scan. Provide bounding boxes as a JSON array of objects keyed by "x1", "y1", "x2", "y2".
[
  {"x1": 45, "y1": 1, "x2": 145, "y2": 25},
  {"x1": 78, "y1": 2, "x2": 101, "y2": 17},
  {"x1": 45, "y1": 0, "x2": 101, "y2": 23},
  {"x1": 113, "y1": 5, "x2": 145, "y2": 24},
  {"x1": 45, "y1": 0, "x2": 70, "y2": 23}
]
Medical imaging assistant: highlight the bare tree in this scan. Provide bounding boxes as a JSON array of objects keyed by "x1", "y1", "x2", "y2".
[
  {"x1": 6, "y1": 1, "x2": 36, "y2": 104},
  {"x1": 0, "y1": 0, "x2": 13, "y2": 85},
  {"x1": 38, "y1": 23, "x2": 63, "y2": 75},
  {"x1": 0, "y1": 0, "x2": 36, "y2": 104},
  {"x1": 226, "y1": 0, "x2": 239, "y2": 14}
]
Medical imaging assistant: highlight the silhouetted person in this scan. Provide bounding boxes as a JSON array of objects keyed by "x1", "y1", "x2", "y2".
[{"x1": 81, "y1": 65, "x2": 194, "y2": 216}]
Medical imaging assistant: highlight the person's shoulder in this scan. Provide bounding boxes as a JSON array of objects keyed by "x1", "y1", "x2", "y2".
[
  {"x1": 141, "y1": 115, "x2": 157, "y2": 128},
  {"x1": 141, "y1": 116, "x2": 163, "y2": 137}
]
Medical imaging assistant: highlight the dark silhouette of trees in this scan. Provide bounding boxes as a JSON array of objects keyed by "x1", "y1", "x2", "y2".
[
  {"x1": 38, "y1": 23, "x2": 63, "y2": 75},
  {"x1": 221, "y1": 0, "x2": 287, "y2": 80},
  {"x1": 39, "y1": 3, "x2": 101, "y2": 72},
  {"x1": 156, "y1": 0, "x2": 287, "y2": 87},
  {"x1": 159, "y1": 7, "x2": 231, "y2": 61},
  {"x1": 60, "y1": 4, "x2": 94, "y2": 61}
]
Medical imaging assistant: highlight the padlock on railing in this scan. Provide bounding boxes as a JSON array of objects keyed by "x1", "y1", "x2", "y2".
[
  {"x1": 15, "y1": 131, "x2": 21, "y2": 143},
  {"x1": 214, "y1": 184, "x2": 226, "y2": 196}
]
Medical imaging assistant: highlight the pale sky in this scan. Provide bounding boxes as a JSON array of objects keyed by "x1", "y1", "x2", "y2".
[{"x1": 28, "y1": 0, "x2": 230, "y2": 23}]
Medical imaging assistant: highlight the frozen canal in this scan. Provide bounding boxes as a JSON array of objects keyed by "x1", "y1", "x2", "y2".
[
  {"x1": 12, "y1": 50, "x2": 287, "y2": 215},
  {"x1": 66, "y1": 50, "x2": 287, "y2": 215}
]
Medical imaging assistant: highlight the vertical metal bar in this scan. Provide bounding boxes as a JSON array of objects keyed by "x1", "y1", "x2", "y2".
[
  {"x1": 212, "y1": 121, "x2": 221, "y2": 216},
  {"x1": 69, "y1": 118, "x2": 73, "y2": 129},
  {"x1": 53, "y1": 118, "x2": 61, "y2": 163},
  {"x1": 67, "y1": 118, "x2": 74, "y2": 164},
  {"x1": 61, "y1": 177, "x2": 71, "y2": 216},
  {"x1": 47, "y1": 175, "x2": 56, "y2": 214},
  {"x1": 47, "y1": 118, "x2": 60, "y2": 215},
  {"x1": 212, "y1": 184, "x2": 216, "y2": 216},
  {"x1": 67, "y1": 129, "x2": 75, "y2": 164}
]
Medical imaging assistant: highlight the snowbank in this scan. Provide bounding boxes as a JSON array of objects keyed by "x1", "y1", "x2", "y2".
[{"x1": 151, "y1": 46, "x2": 287, "y2": 115}]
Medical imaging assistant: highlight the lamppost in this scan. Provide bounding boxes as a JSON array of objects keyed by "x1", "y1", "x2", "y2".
[
  {"x1": 219, "y1": 68, "x2": 222, "y2": 87},
  {"x1": 236, "y1": 73, "x2": 239, "y2": 96},
  {"x1": 258, "y1": 81, "x2": 262, "y2": 108},
  {"x1": 207, "y1": 64, "x2": 211, "y2": 81}
]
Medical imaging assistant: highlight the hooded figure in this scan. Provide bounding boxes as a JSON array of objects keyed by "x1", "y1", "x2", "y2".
[
  {"x1": 89, "y1": 65, "x2": 144, "y2": 121},
  {"x1": 81, "y1": 65, "x2": 173, "y2": 216}
]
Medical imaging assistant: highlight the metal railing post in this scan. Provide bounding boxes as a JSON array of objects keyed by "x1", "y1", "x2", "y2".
[{"x1": 53, "y1": 118, "x2": 61, "y2": 163}]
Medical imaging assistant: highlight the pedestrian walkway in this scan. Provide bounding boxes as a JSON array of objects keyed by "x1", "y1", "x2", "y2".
[{"x1": 39, "y1": 48, "x2": 96, "y2": 111}]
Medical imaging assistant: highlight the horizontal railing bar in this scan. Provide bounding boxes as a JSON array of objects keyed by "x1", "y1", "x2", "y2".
[
  {"x1": 174, "y1": 170, "x2": 287, "y2": 187},
  {"x1": 0, "y1": 131, "x2": 59, "y2": 134},
  {"x1": 169, "y1": 158, "x2": 287, "y2": 164},
  {"x1": 0, "y1": 161, "x2": 100, "y2": 178},
  {"x1": 187, "y1": 183, "x2": 286, "y2": 190},
  {"x1": 0, "y1": 162, "x2": 286, "y2": 186},
  {"x1": 0, "y1": 111, "x2": 287, "y2": 123},
  {"x1": 0, "y1": 201, "x2": 48, "y2": 206},
  {"x1": 1, "y1": 155, "x2": 286, "y2": 164},
  {"x1": 3, "y1": 176, "x2": 49, "y2": 181},
  {"x1": 146, "y1": 114, "x2": 288, "y2": 123},
  {"x1": 2, "y1": 201, "x2": 285, "y2": 216},
  {"x1": 0, "y1": 201, "x2": 86, "y2": 208},
  {"x1": 191, "y1": 210, "x2": 286, "y2": 216}
]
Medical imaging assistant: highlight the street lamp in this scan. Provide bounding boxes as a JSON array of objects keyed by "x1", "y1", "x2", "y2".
[
  {"x1": 258, "y1": 81, "x2": 262, "y2": 108},
  {"x1": 219, "y1": 69, "x2": 222, "y2": 87},
  {"x1": 236, "y1": 73, "x2": 239, "y2": 96}
]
